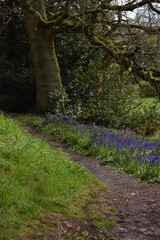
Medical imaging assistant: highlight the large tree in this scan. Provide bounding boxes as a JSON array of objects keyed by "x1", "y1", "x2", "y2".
[{"x1": 16, "y1": 0, "x2": 160, "y2": 113}]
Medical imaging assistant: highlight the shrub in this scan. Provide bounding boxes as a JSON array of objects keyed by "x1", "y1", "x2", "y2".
[
  {"x1": 66, "y1": 57, "x2": 138, "y2": 128},
  {"x1": 125, "y1": 101, "x2": 160, "y2": 135},
  {"x1": 139, "y1": 81, "x2": 157, "y2": 97}
]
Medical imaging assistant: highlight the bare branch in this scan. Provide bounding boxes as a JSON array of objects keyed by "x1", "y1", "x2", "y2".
[
  {"x1": 148, "y1": 2, "x2": 160, "y2": 14},
  {"x1": 101, "y1": 0, "x2": 152, "y2": 11}
]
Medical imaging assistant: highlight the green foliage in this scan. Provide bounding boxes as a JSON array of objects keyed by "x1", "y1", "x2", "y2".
[
  {"x1": 55, "y1": 33, "x2": 92, "y2": 87},
  {"x1": 54, "y1": 34, "x2": 160, "y2": 135},
  {"x1": 139, "y1": 81, "x2": 157, "y2": 97},
  {"x1": 67, "y1": 55, "x2": 137, "y2": 127},
  {"x1": 47, "y1": 32, "x2": 160, "y2": 137},
  {"x1": 126, "y1": 99, "x2": 160, "y2": 135},
  {"x1": 48, "y1": 88, "x2": 70, "y2": 112},
  {"x1": 0, "y1": 113, "x2": 110, "y2": 239}
]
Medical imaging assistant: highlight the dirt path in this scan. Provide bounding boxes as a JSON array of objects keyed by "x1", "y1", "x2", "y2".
[{"x1": 24, "y1": 126, "x2": 160, "y2": 240}]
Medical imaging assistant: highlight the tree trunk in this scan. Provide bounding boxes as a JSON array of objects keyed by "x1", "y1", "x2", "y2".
[{"x1": 23, "y1": 0, "x2": 62, "y2": 114}]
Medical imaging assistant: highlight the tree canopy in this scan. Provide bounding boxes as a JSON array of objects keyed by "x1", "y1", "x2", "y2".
[
  {"x1": 18, "y1": 0, "x2": 160, "y2": 89},
  {"x1": 1, "y1": 0, "x2": 160, "y2": 113}
]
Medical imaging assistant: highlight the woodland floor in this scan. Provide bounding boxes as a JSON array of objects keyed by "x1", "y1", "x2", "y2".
[{"x1": 20, "y1": 126, "x2": 160, "y2": 240}]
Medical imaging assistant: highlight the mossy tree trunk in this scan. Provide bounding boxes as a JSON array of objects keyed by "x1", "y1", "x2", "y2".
[{"x1": 23, "y1": 0, "x2": 62, "y2": 114}]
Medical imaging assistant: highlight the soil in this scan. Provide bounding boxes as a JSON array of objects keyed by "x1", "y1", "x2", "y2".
[{"x1": 20, "y1": 126, "x2": 160, "y2": 240}]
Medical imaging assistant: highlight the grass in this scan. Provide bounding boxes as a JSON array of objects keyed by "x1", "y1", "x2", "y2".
[
  {"x1": 0, "y1": 113, "x2": 113, "y2": 240},
  {"x1": 143, "y1": 97, "x2": 160, "y2": 106},
  {"x1": 134, "y1": 97, "x2": 160, "y2": 113},
  {"x1": 17, "y1": 114, "x2": 160, "y2": 183}
]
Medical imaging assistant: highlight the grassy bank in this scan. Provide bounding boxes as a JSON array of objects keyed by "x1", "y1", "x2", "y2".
[
  {"x1": 0, "y1": 113, "x2": 113, "y2": 240},
  {"x1": 17, "y1": 114, "x2": 160, "y2": 183}
]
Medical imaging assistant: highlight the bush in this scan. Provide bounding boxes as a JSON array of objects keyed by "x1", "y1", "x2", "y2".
[
  {"x1": 139, "y1": 81, "x2": 157, "y2": 97},
  {"x1": 125, "y1": 102, "x2": 160, "y2": 135},
  {"x1": 66, "y1": 54, "x2": 138, "y2": 128}
]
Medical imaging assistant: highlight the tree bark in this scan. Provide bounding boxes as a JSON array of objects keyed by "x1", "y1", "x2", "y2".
[{"x1": 23, "y1": 0, "x2": 62, "y2": 114}]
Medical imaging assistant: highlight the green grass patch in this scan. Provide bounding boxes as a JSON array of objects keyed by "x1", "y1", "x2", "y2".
[{"x1": 0, "y1": 113, "x2": 112, "y2": 239}]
